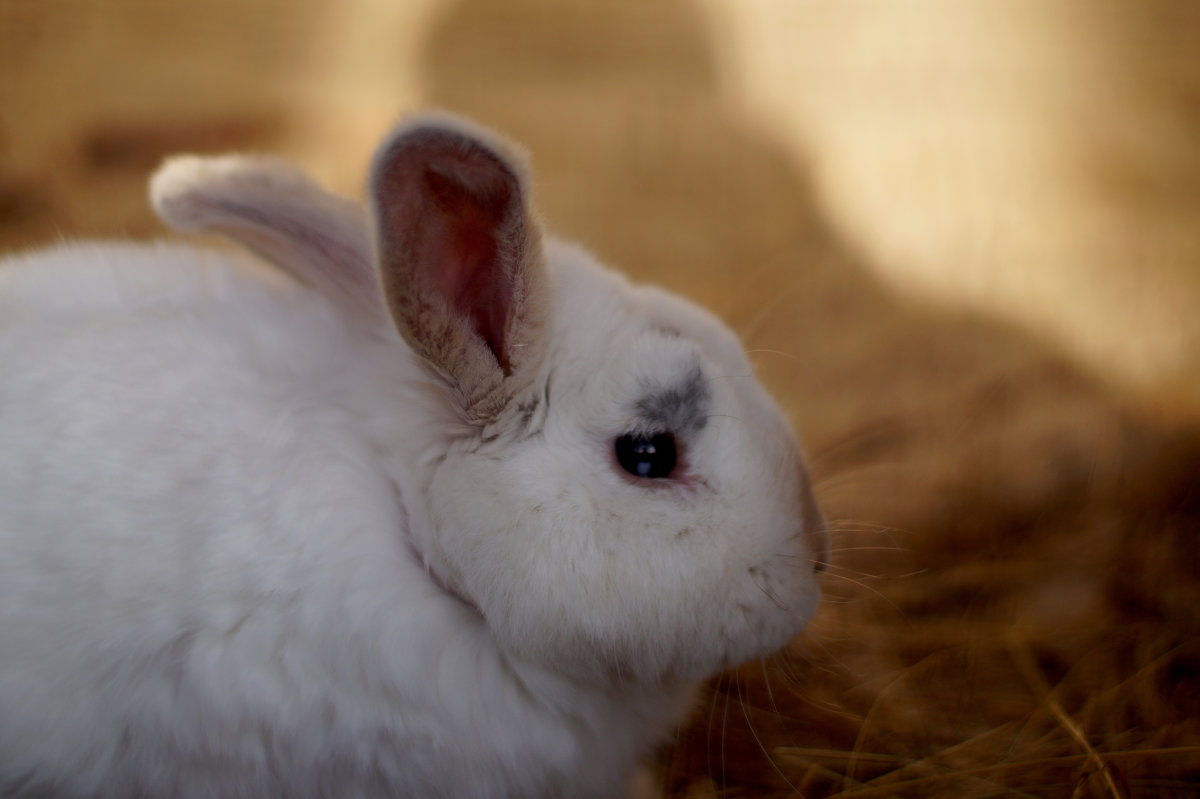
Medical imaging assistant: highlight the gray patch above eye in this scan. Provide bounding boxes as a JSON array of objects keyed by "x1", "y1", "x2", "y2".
[{"x1": 635, "y1": 362, "x2": 710, "y2": 434}]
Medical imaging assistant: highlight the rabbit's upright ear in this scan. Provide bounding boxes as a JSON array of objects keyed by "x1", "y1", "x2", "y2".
[
  {"x1": 151, "y1": 156, "x2": 384, "y2": 321},
  {"x1": 370, "y1": 115, "x2": 550, "y2": 423}
]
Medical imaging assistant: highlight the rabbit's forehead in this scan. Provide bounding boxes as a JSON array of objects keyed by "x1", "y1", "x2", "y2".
[{"x1": 605, "y1": 329, "x2": 703, "y2": 386}]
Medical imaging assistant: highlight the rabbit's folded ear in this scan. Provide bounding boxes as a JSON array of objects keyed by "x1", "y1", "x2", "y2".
[
  {"x1": 370, "y1": 114, "x2": 549, "y2": 423},
  {"x1": 150, "y1": 155, "x2": 385, "y2": 321}
]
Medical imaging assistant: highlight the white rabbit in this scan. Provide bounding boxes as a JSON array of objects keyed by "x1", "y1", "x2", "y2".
[{"x1": 0, "y1": 113, "x2": 827, "y2": 799}]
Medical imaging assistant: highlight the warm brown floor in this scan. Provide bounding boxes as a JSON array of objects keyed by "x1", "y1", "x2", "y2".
[{"x1": 3, "y1": 2, "x2": 1199, "y2": 796}]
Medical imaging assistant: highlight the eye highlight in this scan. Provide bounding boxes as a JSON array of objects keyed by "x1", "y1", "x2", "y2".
[{"x1": 615, "y1": 433, "x2": 677, "y2": 479}]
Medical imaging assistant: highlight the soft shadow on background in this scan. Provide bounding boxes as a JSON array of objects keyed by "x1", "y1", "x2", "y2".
[{"x1": 2, "y1": 1, "x2": 1198, "y2": 796}]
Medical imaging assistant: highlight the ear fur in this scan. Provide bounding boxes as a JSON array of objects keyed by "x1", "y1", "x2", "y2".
[
  {"x1": 151, "y1": 155, "x2": 385, "y2": 322},
  {"x1": 369, "y1": 113, "x2": 550, "y2": 423}
]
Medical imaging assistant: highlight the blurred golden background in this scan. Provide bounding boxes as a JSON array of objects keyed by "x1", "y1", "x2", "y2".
[{"x1": 2, "y1": 1, "x2": 1199, "y2": 796}]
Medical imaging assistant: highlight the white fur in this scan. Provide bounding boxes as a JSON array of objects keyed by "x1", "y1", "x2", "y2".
[{"x1": 0, "y1": 115, "x2": 826, "y2": 798}]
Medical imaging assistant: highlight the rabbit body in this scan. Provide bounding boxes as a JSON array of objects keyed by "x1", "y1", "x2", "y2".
[{"x1": 0, "y1": 117, "x2": 824, "y2": 798}]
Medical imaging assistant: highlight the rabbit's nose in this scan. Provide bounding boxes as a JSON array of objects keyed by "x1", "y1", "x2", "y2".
[{"x1": 802, "y1": 484, "x2": 830, "y2": 573}]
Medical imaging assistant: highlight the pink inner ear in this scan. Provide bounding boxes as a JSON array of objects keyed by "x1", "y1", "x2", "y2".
[
  {"x1": 422, "y1": 169, "x2": 515, "y2": 373},
  {"x1": 374, "y1": 132, "x2": 525, "y2": 377}
]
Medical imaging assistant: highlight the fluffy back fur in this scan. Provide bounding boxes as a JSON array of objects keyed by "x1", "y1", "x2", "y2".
[{"x1": 0, "y1": 114, "x2": 826, "y2": 798}]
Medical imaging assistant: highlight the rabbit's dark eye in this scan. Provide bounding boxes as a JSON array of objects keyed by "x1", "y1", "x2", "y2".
[{"x1": 615, "y1": 433, "x2": 677, "y2": 479}]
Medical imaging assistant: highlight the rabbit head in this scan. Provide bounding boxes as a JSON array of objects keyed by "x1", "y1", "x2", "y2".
[{"x1": 153, "y1": 113, "x2": 827, "y2": 686}]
